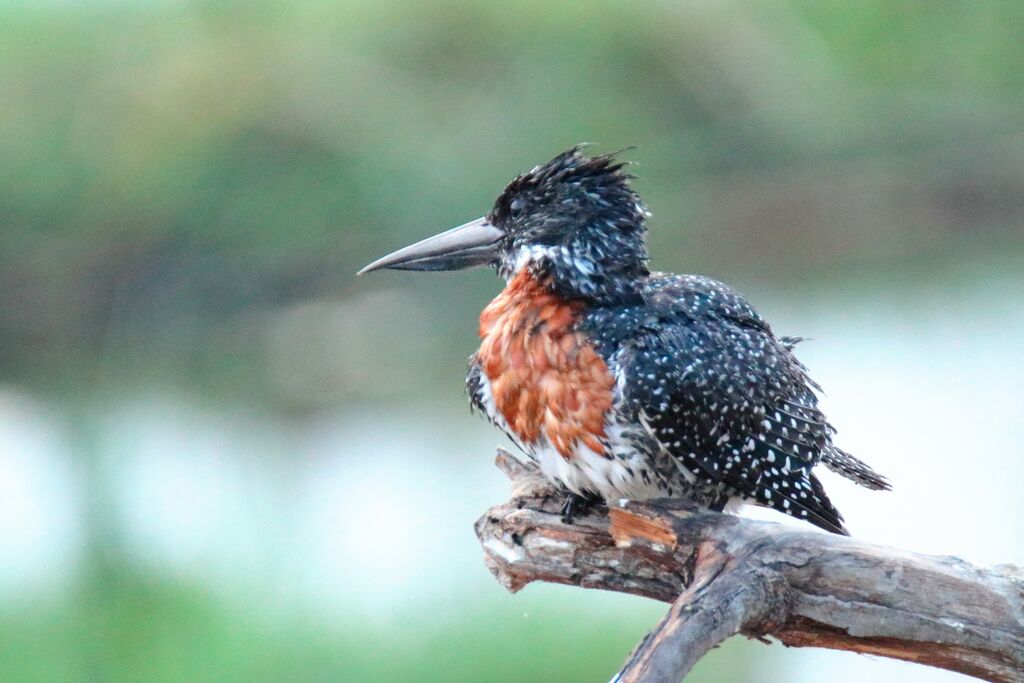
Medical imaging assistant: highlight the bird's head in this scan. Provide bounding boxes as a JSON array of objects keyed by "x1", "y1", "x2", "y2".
[{"x1": 359, "y1": 147, "x2": 651, "y2": 303}]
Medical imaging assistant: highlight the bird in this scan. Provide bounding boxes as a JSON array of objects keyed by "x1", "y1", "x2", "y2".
[{"x1": 359, "y1": 146, "x2": 890, "y2": 534}]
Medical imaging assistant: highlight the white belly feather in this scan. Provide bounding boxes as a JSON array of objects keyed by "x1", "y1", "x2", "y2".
[{"x1": 475, "y1": 372, "x2": 667, "y2": 501}]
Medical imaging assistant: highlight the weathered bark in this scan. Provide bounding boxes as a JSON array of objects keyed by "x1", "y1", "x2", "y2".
[{"x1": 475, "y1": 449, "x2": 1024, "y2": 683}]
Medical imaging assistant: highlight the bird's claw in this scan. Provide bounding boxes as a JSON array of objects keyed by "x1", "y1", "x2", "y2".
[{"x1": 560, "y1": 491, "x2": 601, "y2": 524}]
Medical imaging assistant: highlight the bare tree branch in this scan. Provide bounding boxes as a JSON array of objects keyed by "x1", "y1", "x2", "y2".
[{"x1": 475, "y1": 449, "x2": 1024, "y2": 683}]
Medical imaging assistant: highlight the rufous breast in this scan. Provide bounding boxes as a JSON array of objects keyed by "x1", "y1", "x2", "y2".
[{"x1": 477, "y1": 270, "x2": 615, "y2": 460}]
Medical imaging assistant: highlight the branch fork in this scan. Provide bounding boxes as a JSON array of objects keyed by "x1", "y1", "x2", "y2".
[{"x1": 475, "y1": 449, "x2": 1024, "y2": 683}]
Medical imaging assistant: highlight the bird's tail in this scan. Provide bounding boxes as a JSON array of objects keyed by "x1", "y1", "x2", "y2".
[{"x1": 823, "y1": 447, "x2": 891, "y2": 491}]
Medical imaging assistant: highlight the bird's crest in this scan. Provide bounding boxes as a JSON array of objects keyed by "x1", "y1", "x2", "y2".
[{"x1": 492, "y1": 146, "x2": 636, "y2": 220}]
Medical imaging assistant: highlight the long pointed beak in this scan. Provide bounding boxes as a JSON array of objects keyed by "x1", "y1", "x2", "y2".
[{"x1": 358, "y1": 217, "x2": 504, "y2": 275}]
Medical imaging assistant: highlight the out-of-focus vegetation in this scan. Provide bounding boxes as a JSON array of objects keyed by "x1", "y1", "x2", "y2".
[
  {"x1": 1, "y1": 1, "x2": 1022, "y2": 681},
  {"x1": 2, "y1": 571, "x2": 754, "y2": 682},
  {"x1": 3, "y1": 0, "x2": 1022, "y2": 402}
]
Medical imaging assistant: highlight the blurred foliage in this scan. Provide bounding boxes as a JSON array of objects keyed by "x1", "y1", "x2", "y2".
[
  {"x1": 1, "y1": 0, "x2": 1022, "y2": 405},
  {"x1": 0, "y1": 569, "x2": 754, "y2": 682}
]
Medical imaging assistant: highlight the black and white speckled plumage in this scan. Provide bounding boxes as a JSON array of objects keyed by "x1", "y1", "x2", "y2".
[
  {"x1": 458, "y1": 147, "x2": 890, "y2": 534},
  {"x1": 580, "y1": 273, "x2": 890, "y2": 534}
]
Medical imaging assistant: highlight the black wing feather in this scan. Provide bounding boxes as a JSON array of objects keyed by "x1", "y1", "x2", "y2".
[{"x1": 620, "y1": 275, "x2": 853, "y2": 534}]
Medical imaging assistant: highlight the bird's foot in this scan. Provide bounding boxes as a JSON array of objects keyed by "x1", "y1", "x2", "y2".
[{"x1": 560, "y1": 491, "x2": 602, "y2": 524}]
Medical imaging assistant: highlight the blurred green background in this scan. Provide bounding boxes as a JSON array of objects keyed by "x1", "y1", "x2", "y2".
[{"x1": 1, "y1": 1, "x2": 1022, "y2": 681}]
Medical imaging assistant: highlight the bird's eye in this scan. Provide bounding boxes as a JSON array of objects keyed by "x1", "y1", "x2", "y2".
[{"x1": 509, "y1": 198, "x2": 526, "y2": 215}]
